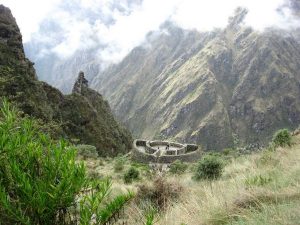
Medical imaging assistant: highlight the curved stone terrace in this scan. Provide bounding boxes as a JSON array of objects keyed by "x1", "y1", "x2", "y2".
[{"x1": 132, "y1": 139, "x2": 201, "y2": 164}]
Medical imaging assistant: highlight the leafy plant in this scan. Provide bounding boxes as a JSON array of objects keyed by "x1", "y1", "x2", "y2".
[
  {"x1": 0, "y1": 100, "x2": 133, "y2": 224},
  {"x1": 169, "y1": 160, "x2": 188, "y2": 174},
  {"x1": 124, "y1": 167, "x2": 139, "y2": 184},
  {"x1": 194, "y1": 154, "x2": 224, "y2": 180},
  {"x1": 272, "y1": 129, "x2": 292, "y2": 147}
]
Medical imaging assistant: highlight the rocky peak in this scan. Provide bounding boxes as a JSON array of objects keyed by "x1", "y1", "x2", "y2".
[
  {"x1": 0, "y1": 5, "x2": 25, "y2": 60},
  {"x1": 227, "y1": 7, "x2": 248, "y2": 30},
  {"x1": 0, "y1": 4, "x2": 36, "y2": 79},
  {"x1": 72, "y1": 71, "x2": 88, "y2": 94}
]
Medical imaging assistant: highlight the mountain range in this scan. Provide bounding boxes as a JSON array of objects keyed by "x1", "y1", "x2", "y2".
[
  {"x1": 24, "y1": 2, "x2": 300, "y2": 151},
  {"x1": 92, "y1": 7, "x2": 300, "y2": 150}
]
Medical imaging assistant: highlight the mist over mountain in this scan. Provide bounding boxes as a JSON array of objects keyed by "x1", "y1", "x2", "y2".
[
  {"x1": 19, "y1": 0, "x2": 300, "y2": 93},
  {"x1": 92, "y1": 7, "x2": 300, "y2": 150}
]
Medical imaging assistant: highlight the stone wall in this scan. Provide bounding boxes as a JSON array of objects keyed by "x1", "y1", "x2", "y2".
[
  {"x1": 132, "y1": 139, "x2": 202, "y2": 163},
  {"x1": 157, "y1": 150, "x2": 201, "y2": 163}
]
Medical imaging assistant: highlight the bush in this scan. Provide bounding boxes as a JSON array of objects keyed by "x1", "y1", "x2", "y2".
[
  {"x1": 0, "y1": 100, "x2": 133, "y2": 225},
  {"x1": 169, "y1": 160, "x2": 188, "y2": 174},
  {"x1": 124, "y1": 167, "x2": 139, "y2": 183},
  {"x1": 76, "y1": 144, "x2": 98, "y2": 159},
  {"x1": 136, "y1": 177, "x2": 182, "y2": 210},
  {"x1": 114, "y1": 157, "x2": 125, "y2": 172},
  {"x1": 194, "y1": 154, "x2": 224, "y2": 180},
  {"x1": 272, "y1": 129, "x2": 292, "y2": 147}
]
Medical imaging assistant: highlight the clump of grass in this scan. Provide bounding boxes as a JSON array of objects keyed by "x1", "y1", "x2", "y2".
[
  {"x1": 144, "y1": 209, "x2": 157, "y2": 225},
  {"x1": 169, "y1": 160, "x2": 188, "y2": 174},
  {"x1": 124, "y1": 167, "x2": 140, "y2": 184},
  {"x1": 272, "y1": 129, "x2": 292, "y2": 147},
  {"x1": 245, "y1": 174, "x2": 273, "y2": 187},
  {"x1": 114, "y1": 157, "x2": 126, "y2": 172},
  {"x1": 136, "y1": 177, "x2": 183, "y2": 210},
  {"x1": 194, "y1": 154, "x2": 224, "y2": 180},
  {"x1": 256, "y1": 149, "x2": 279, "y2": 167}
]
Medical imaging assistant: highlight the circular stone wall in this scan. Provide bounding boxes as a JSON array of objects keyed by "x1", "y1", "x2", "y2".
[{"x1": 132, "y1": 139, "x2": 201, "y2": 163}]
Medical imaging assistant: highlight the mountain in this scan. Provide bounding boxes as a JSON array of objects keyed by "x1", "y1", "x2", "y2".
[
  {"x1": 91, "y1": 8, "x2": 300, "y2": 150},
  {"x1": 0, "y1": 5, "x2": 132, "y2": 156}
]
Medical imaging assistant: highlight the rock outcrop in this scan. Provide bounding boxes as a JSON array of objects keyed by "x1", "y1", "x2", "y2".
[
  {"x1": 72, "y1": 71, "x2": 89, "y2": 94},
  {"x1": 0, "y1": 5, "x2": 132, "y2": 156}
]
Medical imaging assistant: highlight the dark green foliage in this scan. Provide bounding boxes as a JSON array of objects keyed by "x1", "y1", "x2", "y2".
[
  {"x1": 123, "y1": 167, "x2": 139, "y2": 184},
  {"x1": 0, "y1": 100, "x2": 133, "y2": 224},
  {"x1": 194, "y1": 154, "x2": 224, "y2": 180},
  {"x1": 272, "y1": 129, "x2": 292, "y2": 147},
  {"x1": 169, "y1": 160, "x2": 188, "y2": 174}
]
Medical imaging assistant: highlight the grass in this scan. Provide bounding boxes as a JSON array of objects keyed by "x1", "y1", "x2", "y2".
[{"x1": 78, "y1": 134, "x2": 300, "y2": 225}]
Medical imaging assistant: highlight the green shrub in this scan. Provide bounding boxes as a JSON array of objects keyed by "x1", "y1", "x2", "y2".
[
  {"x1": 272, "y1": 129, "x2": 292, "y2": 147},
  {"x1": 169, "y1": 160, "x2": 188, "y2": 174},
  {"x1": 124, "y1": 167, "x2": 139, "y2": 184},
  {"x1": 114, "y1": 157, "x2": 125, "y2": 172},
  {"x1": 0, "y1": 100, "x2": 133, "y2": 225},
  {"x1": 76, "y1": 144, "x2": 98, "y2": 159},
  {"x1": 194, "y1": 154, "x2": 224, "y2": 180}
]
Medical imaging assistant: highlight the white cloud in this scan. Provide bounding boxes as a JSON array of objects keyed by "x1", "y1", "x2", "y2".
[
  {"x1": 1, "y1": 0, "x2": 61, "y2": 42},
  {"x1": 2, "y1": 0, "x2": 299, "y2": 62}
]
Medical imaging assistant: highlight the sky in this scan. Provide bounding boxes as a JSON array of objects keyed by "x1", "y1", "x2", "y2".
[{"x1": 1, "y1": 0, "x2": 299, "y2": 63}]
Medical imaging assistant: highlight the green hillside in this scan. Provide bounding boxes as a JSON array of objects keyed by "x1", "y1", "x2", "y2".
[
  {"x1": 92, "y1": 9, "x2": 300, "y2": 151},
  {"x1": 0, "y1": 5, "x2": 132, "y2": 156}
]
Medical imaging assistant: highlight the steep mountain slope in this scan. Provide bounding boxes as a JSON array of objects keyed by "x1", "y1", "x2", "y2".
[
  {"x1": 92, "y1": 9, "x2": 300, "y2": 150},
  {"x1": 0, "y1": 5, "x2": 132, "y2": 156}
]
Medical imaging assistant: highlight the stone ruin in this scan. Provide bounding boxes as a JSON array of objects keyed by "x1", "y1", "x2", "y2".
[
  {"x1": 72, "y1": 71, "x2": 88, "y2": 94},
  {"x1": 132, "y1": 139, "x2": 201, "y2": 164}
]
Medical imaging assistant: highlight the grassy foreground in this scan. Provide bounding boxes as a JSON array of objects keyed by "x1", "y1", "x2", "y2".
[{"x1": 81, "y1": 135, "x2": 300, "y2": 225}]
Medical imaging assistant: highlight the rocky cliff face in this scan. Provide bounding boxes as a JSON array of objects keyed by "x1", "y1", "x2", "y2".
[
  {"x1": 0, "y1": 5, "x2": 132, "y2": 156},
  {"x1": 92, "y1": 9, "x2": 300, "y2": 150}
]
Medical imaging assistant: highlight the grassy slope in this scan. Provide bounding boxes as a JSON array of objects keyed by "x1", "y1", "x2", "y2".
[
  {"x1": 156, "y1": 135, "x2": 300, "y2": 225},
  {"x1": 81, "y1": 134, "x2": 300, "y2": 225}
]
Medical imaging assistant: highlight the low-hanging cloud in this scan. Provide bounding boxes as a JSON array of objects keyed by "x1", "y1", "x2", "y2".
[{"x1": 2, "y1": 0, "x2": 300, "y2": 63}]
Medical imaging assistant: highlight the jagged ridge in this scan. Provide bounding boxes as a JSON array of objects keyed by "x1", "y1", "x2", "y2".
[
  {"x1": 0, "y1": 5, "x2": 132, "y2": 156},
  {"x1": 92, "y1": 8, "x2": 300, "y2": 150}
]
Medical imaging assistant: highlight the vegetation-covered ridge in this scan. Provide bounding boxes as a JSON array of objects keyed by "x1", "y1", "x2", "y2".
[
  {"x1": 0, "y1": 4, "x2": 132, "y2": 156},
  {"x1": 92, "y1": 8, "x2": 300, "y2": 151}
]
